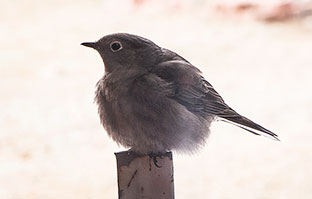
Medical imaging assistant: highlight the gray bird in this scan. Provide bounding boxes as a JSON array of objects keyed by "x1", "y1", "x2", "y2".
[{"x1": 81, "y1": 33, "x2": 279, "y2": 155}]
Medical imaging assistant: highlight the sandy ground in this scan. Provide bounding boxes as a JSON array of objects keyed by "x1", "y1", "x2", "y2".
[{"x1": 1, "y1": 0, "x2": 312, "y2": 198}]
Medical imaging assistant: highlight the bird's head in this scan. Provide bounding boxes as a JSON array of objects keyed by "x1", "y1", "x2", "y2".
[{"x1": 81, "y1": 33, "x2": 162, "y2": 73}]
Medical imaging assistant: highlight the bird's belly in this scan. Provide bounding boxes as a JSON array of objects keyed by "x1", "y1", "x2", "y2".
[{"x1": 99, "y1": 91, "x2": 212, "y2": 154}]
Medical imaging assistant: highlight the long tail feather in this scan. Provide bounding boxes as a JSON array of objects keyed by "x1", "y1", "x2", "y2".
[{"x1": 217, "y1": 115, "x2": 280, "y2": 141}]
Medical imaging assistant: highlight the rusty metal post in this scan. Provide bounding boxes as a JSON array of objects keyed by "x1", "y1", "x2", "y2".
[{"x1": 115, "y1": 151, "x2": 174, "y2": 199}]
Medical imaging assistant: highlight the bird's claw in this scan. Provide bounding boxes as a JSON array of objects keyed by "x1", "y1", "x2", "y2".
[{"x1": 148, "y1": 153, "x2": 164, "y2": 168}]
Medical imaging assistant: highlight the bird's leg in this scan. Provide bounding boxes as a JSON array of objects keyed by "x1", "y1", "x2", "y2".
[
  {"x1": 127, "y1": 149, "x2": 134, "y2": 155},
  {"x1": 148, "y1": 152, "x2": 166, "y2": 168}
]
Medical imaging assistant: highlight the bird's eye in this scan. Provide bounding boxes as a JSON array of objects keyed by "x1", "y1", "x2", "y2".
[{"x1": 110, "y1": 41, "x2": 123, "y2": 52}]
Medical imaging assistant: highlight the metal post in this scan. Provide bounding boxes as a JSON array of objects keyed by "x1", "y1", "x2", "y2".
[{"x1": 115, "y1": 151, "x2": 174, "y2": 199}]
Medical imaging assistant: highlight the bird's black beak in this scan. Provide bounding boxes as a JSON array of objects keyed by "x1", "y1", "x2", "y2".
[{"x1": 81, "y1": 42, "x2": 97, "y2": 49}]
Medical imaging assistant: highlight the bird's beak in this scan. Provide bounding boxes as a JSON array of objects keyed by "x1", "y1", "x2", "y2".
[{"x1": 81, "y1": 42, "x2": 97, "y2": 49}]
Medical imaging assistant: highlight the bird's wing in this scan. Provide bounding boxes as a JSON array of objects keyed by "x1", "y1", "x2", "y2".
[
  {"x1": 152, "y1": 60, "x2": 230, "y2": 115},
  {"x1": 152, "y1": 60, "x2": 279, "y2": 141}
]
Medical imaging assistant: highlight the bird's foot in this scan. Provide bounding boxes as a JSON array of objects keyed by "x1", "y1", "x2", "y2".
[
  {"x1": 127, "y1": 149, "x2": 134, "y2": 155},
  {"x1": 148, "y1": 152, "x2": 166, "y2": 168}
]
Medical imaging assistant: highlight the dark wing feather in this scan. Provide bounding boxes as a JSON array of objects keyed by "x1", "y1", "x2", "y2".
[{"x1": 152, "y1": 59, "x2": 279, "y2": 141}]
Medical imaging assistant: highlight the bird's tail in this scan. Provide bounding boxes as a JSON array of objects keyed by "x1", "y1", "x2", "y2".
[{"x1": 217, "y1": 110, "x2": 279, "y2": 141}]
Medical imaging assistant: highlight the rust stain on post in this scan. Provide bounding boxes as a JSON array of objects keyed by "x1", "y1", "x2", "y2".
[{"x1": 115, "y1": 151, "x2": 174, "y2": 199}]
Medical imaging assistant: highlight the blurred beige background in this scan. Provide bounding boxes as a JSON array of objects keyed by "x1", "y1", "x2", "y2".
[{"x1": 1, "y1": 0, "x2": 312, "y2": 198}]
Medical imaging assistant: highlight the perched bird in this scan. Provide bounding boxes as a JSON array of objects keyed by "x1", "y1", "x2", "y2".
[{"x1": 81, "y1": 33, "x2": 279, "y2": 155}]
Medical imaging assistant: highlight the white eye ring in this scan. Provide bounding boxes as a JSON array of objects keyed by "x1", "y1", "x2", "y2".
[{"x1": 110, "y1": 41, "x2": 123, "y2": 52}]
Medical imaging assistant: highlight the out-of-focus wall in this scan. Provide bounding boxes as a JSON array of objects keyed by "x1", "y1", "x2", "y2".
[{"x1": 1, "y1": 0, "x2": 312, "y2": 198}]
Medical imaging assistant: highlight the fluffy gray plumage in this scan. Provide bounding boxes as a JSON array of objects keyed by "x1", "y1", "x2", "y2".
[{"x1": 81, "y1": 33, "x2": 279, "y2": 154}]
